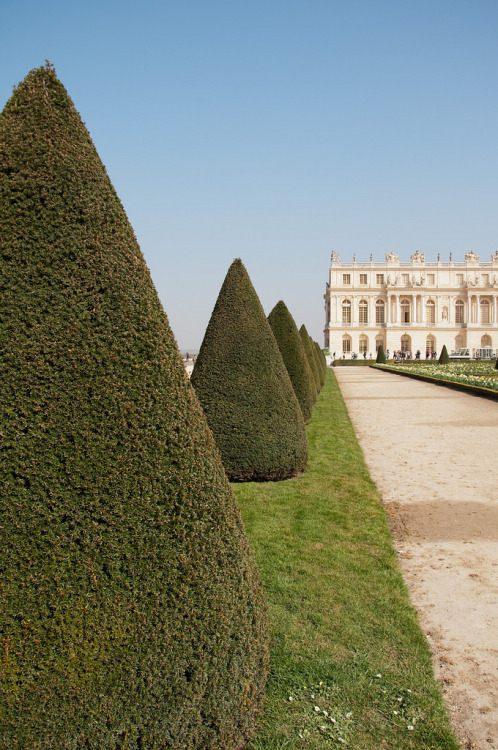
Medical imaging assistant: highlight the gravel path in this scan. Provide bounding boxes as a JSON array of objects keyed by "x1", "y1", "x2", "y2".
[{"x1": 333, "y1": 366, "x2": 498, "y2": 750}]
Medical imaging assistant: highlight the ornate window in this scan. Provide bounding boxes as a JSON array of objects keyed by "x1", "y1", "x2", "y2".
[
  {"x1": 455, "y1": 300, "x2": 464, "y2": 324},
  {"x1": 342, "y1": 299, "x2": 351, "y2": 325},
  {"x1": 455, "y1": 335, "x2": 464, "y2": 349},
  {"x1": 342, "y1": 335, "x2": 352, "y2": 353},
  {"x1": 425, "y1": 299, "x2": 435, "y2": 325},
  {"x1": 482, "y1": 334, "x2": 492, "y2": 347},
  {"x1": 401, "y1": 299, "x2": 411, "y2": 323},
  {"x1": 359, "y1": 334, "x2": 368, "y2": 354},
  {"x1": 426, "y1": 335, "x2": 436, "y2": 354},
  {"x1": 376, "y1": 273, "x2": 384, "y2": 285},
  {"x1": 343, "y1": 274, "x2": 351, "y2": 285},
  {"x1": 359, "y1": 299, "x2": 368, "y2": 324},
  {"x1": 375, "y1": 299, "x2": 385, "y2": 324},
  {"x1": 359, "y1": 273, "x2": 368, "y2": 285},
  {"x1": 401, "y1": 334, "x2": 411, "y2": 352},
  {"x1": 481, "y1": 299, "x2": 490, "y2": 324}
]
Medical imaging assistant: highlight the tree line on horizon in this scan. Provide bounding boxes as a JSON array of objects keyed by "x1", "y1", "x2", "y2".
[{"x1": 0, "y1": 64, "x2": 327, "y2": 749}]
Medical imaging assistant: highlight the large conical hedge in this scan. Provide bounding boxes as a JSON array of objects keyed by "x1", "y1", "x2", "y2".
[
  {"x1": 315, "y1": 340, "x2": 328, "y2": 375},
  {"x1": 0, "y1": 65, "x2": 268, "y2": 750},
  {"x1": 312, "y1": 338, "x2": 326, "y2": 387},
  {"x1": 191, "y1": 259, "x2": 308, "y2": 481},
  {"x1": 300, "y1": 324, "x2": 321, "y2": 394},
  {"x1": 268, "y1": 300, "x2": 315, "y2": 423}
]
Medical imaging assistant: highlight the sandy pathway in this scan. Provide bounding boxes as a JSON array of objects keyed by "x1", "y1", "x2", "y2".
[{"x1": 333, "y1": 366, "x2": 498, "y2": 750}]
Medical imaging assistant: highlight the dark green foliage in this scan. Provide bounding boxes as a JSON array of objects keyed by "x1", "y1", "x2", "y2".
[
  {"x1": 313, "y1": 339, "x2": 326, "y2": 385},
  {"x1": 300, "y1": 324, "x2": 321, "y2": 393},
  {"x1": 495, "y1": 357, "x2": 498, "y2": 371},
  {"x1": 376, "y1": 344, "x2": 387, "y2": 363},
  {"x1": 191, "y1": 259, "x2": 308, "y2": 481},
  {"x1": 438, "y1": 344, "x2": 450, "y2": 364},
  {"x1": 268, "y1": 300, "x2": 315, "y2": 423},
  {"x1": 316, "y1": 342, "x2": 328, "y2": 373},
  {"x1": 0, "y1": 65, "x2": 268, "y2": 750}
]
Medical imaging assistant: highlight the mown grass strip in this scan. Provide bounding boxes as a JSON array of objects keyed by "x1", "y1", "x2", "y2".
[{"x1": 235, "y1": 371, "x2": 459, "y2": 749}]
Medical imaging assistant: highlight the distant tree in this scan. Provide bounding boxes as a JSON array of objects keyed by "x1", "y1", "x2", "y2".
[
  {"x1": 0, "y1": 65, "x2": 268, "y2": 750},
  {"x1": 438, "y1": 345, "x2": 450, "y2": 364},
  {"x1": 376, "y1": 344, "x2": 387, "y2": 363},
  {"x1": 300, "y1": 324, "x2": 321, "y2": 393},
  {"x1": 268, "y1": 300, "x2": 315, "y2": 422},
  {"x1": 191, "y1": 259, "x2": 308, "y2": 481}
]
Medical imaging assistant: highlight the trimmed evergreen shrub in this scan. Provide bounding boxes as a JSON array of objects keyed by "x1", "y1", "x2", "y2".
[
  {"x1": 268, "y1": 300, "x2": 315, "y2": 423},
  {"x1": 438, "y1": 344, "x2": 450, "y2": 364},
  {"x1": 376, "y1": 344, "x2": 387, "y2": 363},
  {"x1": 313, "y1": 339, "x2": 326, "y2": 385},
  {"x1": 300, "y1": 324, "x2": 321, "y2": 393},
  {"x1": 191, "y1": 259, "x2": 308, "y2": 481},
  {"x1": 495, "y1": 357, "x2": 498, "y2": 371},
  {"x1": 0, "y1": 65, "x2": 269, "y2": 750},
  {"x1": 316, "y1": 342, "x2": 328, "y2": 373}
]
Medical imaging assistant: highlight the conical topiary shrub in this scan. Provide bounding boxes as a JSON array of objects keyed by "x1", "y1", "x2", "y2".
[
  {"x1": 191, "y1": 259, "x2": 308, "y2": 481},
  {"x1": 495, "y1": 357, "x2": 498, "y2": 371},
  {"x1": 315, "y1": 341, "x2": 327, "y2": 374},
  {"x1": 438, "y1": 344, "x2": 450, "y2": 364},
  {"x1": 0, "y1": 65, "x2": 268, "y2": 750},
  {"x1": 300, "y1": 324, "x2": 321, "y2": 394},
  {"x1": 268, "y1": 300, "x2": 315, "y2": 423},
  {"x1": 376, "y1": 344, "x2": 387, "y2": 363},
  {"x1": 312, "y1": 339, "x2": 326, "y2": 386}
]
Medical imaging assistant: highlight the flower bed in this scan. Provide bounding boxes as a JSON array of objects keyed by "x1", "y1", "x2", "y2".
[{"x1": 375, "y1": 361, "x2": 498, "y2": 392}]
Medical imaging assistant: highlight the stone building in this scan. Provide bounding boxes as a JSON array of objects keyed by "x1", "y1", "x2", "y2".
[{"x1": 324, "y1": 250, "x2": 498, "y2": 357}]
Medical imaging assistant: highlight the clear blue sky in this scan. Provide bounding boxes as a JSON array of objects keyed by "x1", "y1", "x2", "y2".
[{"x1": 2, "y1": 0, "x2": 497, "y2": 351}]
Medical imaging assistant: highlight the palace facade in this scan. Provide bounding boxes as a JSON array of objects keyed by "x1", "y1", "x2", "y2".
[{"x1": 324, "y1": 250, "x2": 498, "y2": 357}]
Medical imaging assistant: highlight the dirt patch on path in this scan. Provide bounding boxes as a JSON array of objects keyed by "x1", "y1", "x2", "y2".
[{"x1": 333, "y1": 367, "x2": 498, "y2": 750}]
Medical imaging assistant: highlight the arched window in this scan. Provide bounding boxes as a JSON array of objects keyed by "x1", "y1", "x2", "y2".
[
  {"x1": 481, "y1": 299, "x2": 490, "y2": 324},
  {"x1": 425, "y1": 299, "x2": 435, "y2": 325},
  {"x1": 359, "y1": 299, "x2": 368, "y2": 324},
  {"x1": 375, "y1": 334, "x2": 384, "y2": 352},
  {"x1": 455, "y1": 300, "x2": 465, "y2": 324},
  {"x1": 359, "y1": 334, "x2": 368, "y2": 354},
  {"x1": 426, "y1": 335, "x2": 436, "y2": 354},
  {"x1": 342, "y1": 334, "x2": 352, "y2": 354},
  {"x1": 401, "y1": 334, "x2": 411, "y2": 352},
  {"x1": 375, "y1": 299, "x2": 385, "y2": 324},
  {"x1": 481, "y1": 334, "x2": 492, "y2": 347},
  {"x1": 401, "y1": 299, "x2": 411, "y2": 323},
  {"x1": 342, "y1": 299, "x2": 351, "y2": 325},
  {"x1": 455, "y1": 334, "x2": 464, "y2": 349}
]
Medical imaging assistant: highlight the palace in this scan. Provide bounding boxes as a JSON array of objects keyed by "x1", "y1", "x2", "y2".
[{"x1": 324, "y1": 250, "x2": 498, "y2": 357}]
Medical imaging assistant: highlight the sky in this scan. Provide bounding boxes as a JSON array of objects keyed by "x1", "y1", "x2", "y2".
[{"x1": 1, "y1": 0, "x2": 497, "y2": 351}]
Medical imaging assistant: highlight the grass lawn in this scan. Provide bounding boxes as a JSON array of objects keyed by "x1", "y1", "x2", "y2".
[{"x1": 235, "y1": 371, "x2": 459, "y2": 749}]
